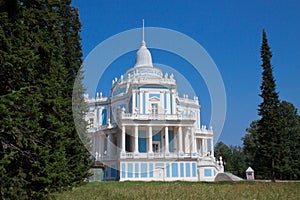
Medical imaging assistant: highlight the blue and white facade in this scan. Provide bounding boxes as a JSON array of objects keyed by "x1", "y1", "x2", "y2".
[{"x1": 85, "y1": 37, "x2": 224, "y2": 181}]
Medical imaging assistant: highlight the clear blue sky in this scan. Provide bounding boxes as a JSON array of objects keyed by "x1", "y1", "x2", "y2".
[{"x1": 72, "y1": 0, "x2": 300, "y2": 146}]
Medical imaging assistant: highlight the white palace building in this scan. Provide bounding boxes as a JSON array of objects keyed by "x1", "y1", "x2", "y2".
[{"x1": 85, "y1": 31, "x2": 224, "y2": 181}]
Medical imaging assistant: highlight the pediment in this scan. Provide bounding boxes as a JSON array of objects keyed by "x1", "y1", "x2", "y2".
[{"x1": 149, "y1": 96, "x2": 160, "y2": 101}]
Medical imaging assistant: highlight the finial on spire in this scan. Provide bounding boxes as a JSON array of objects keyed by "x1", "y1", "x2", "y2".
[
  {"x1": 142, "y1": 19, "x2": 145, "y2": 42},
  {"x1": 141, "y1": 19, "x2": 145, "y2": 46}
]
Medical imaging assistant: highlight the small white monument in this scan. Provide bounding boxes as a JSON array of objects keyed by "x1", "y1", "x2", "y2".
[{"x1": 246, "y1": 166, "x2": 254, "y2": 180}]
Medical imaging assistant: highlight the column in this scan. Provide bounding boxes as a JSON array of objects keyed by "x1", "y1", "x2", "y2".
[
  {"x1": 190, "y1": 128, "x2": 196, "y2": 154},
  {"x1": 132, "y1": 90, "x2": 136, "y2": 114},
  {"x1": 94, "y1": 108, "x2": 98, "y2": 127},
  {"x1": 121, "y1": 126, "x2": 126, "y2": 153},
  {"x1": 148, "y1": 126, "x2": 153, "y2": 153},
  {"x1": 184, "y1": 128, "x2": 189, "y2": 153},
  {"x1": 197, "y1": 111, "x2": 201, "y2": 129},
  {"x1": 160, "y1": 91, "x2": 164, "y2": 114},
  {"x1": 145, "y1": 91, "x2": 149, "y2": 114},
  {"x1": 205, "y1": 139, "x2": 208, "y2": 155},
  {"x1": 134, "y1": 125, "x2": 139, "y2": 153},
  {"x1": 210, "y1": 138, "x2": 214, "y2": 157},
  {"x1": 201, "y1": 138, "x2": 205, "y2": 156},
  {"x1": 139, "y1": 90, "x2": 143, "y2": 114},
  {"x1": 107, "y1": 133, "x2": 113, "y2": 157},
  {"x1": 171, "y1": 90, "x2": 176, "y2": 114},
  {"x1": 164, "y1": 126, "x2": 169, "y2": 153},
  {"x1": 178, "y1": 126, "x2": 183, "y2": 154},
  {"x1": 166, "y1": 91, "x2": 170, "y2": 114},
  {"x1": 99, "y1": 107, "x2": 103, "y2": 126}
]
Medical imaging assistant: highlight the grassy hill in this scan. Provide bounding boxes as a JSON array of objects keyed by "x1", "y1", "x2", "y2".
[{"x1": 51, "y1": 181, "x2": 300, "y2": 200}]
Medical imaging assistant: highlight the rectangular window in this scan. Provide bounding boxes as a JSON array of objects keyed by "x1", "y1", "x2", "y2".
[
  {"x1": 150, "y1": 163, "x2": 154, "y2": 177},
  {"x1": 143, "y1": 92, "x2": 146, "y2": 114},
  {"x1": 166, "y1": 163, "x2": 170, "y2": 177},
  {"x1": 204, "y1": 169, "x2": 212, "y2": 177},
  {"x1": 151, "y1": 103, "x2": 158, "y2": 115},
  {"x1": 121, "y1": 163, "x2": 126, "y2": 178},
  {"x1": 141, "y1": 163, "x2": 147, "y2": 178},
  {"x1": 172, "y1": 163, "x2": 178, "y2": 177},
  {"x1": 180, "y1": 163, "x2": 184, "y2": 177},
  {"x1": 192, "y1": 163, "x2": 196, "y2": 177},
  {"x1": 135, "y1": 163, "x2": 139, "y2": 178},
  {"x1": 102, "y1": 109, "x2": 107, "y2": 125},
  {"x1": 128, "y1": 163, "x2": 133, "y2": 178},
  {"x1": 186, "y1": 163, "x2": 190, "y2": 177}
]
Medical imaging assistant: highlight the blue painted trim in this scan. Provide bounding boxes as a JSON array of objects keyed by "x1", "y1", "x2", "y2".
[
  {"x1": 186, "y1": 163, "x2": 190, "y2": 177},
  {"x1": 192, "y1": 163, "x2": 196, "y2": 177},
  {"x1": 150, "y1": 163, "x2": 154, "y2": 177},
  {"x1": 172, "y1": 163, "x2": 178, "y2": 177},
  {"x1": 141, "y1": 163, "x2": 147, "y2": 178},
  {"x1": 121, "y1": 163, "x2": 126, "y2": 178},
  {"x1": 143, "y1": 92, "x2": 145, "y2": 114},
  {"x1": 180, "y1": 163, "x2": 184, "y2": 177},
  {"x1": 155, "y1": 163, "x2": 164, "y2": 167},
  {"x1": 128, "y1": 163, "x2": 133, "y2": 178},
  {"x1": 135, "y1": 163, "x2": 139, "y2": 178},
  {"x1": 204, "y1": 169, "x2": 212, "y2": 177},
  {"x1": 94, "y1": 103, "x2": 110, "y2": 106},
  {"x1": 166, "y1": 163, "x2": 170, "y2": 177},
  {"x1": 170, "y1": 94, "x2": 173, "y2": 114},
  {"x1": 102, "y1": 109, "x2": 107, "y2": 125},
  {"x1": 164, "y1": 93, "x2": 167, "y2": 111},
  {"x1": 169, "y1": 131, "x2": 174, "y2": 152},
  {"x1": 149, "y1": 94, "x2": 160, "y2": 98},
  {"x1": 138, "y1": 130, "x2": 147, "y2": 153}
]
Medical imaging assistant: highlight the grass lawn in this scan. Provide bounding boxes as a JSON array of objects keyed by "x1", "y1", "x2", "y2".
[{"x1": 51, "y1": 181, "x2": 300, "y2": 200}]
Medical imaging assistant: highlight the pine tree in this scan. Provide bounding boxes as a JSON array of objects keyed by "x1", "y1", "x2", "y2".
[
  {"x1": 255, "y1": 30, "x2": 281, "y2": 181},
  {"x1": 0, "y1": 0, "x2": 90, "y2": 198}
]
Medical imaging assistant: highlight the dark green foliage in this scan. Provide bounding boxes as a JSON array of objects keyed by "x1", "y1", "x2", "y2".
[
  {"x1": 243, "y1": 30, "x2": 300, "y2": 181},
  {"x1": 214, "y1": 142, "x2": 246, "y2": 178},
  {"x1": 277, "y1": 101, "x2": 300, "y2": 179},
  {"x1": 0, "y1": 0, "x2": 90, "y2": 199},
  {"x1": 242, "y1": 120, "x2": 259, "y2": 166}
]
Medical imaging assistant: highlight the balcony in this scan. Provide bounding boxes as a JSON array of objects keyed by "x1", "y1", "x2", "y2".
[
  {"x1": 98, "y1": 152, "x2": 199, "y2": 161},
  {"x1": 121, "y1": 113, "x2": 196, "y2": 121}
]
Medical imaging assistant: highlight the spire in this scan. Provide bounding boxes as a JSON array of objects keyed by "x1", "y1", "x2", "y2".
[
  {"x1": 134, "y1": 20, "x2": 153, "y2": 68},
  {"x1": 142, "y1": 19, "x2": 145, "y2": 44}
]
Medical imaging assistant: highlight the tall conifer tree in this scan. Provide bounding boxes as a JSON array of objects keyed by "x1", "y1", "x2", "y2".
[
  {"x1": 0, "y1": 0, "x2": 90, "y2": 198},
  {"x1": 255, "y1": 30, "x2": 281, "y2": 181}
]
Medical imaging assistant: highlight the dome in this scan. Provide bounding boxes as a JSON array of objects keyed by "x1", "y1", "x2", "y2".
[{"x1": 134, "y1": 41, "x2": 153, "y2": 68}]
